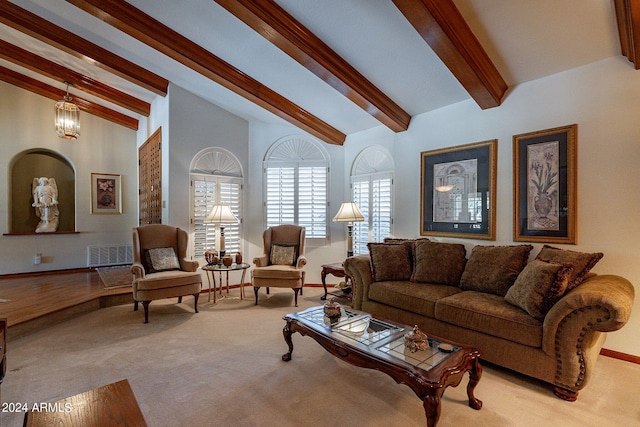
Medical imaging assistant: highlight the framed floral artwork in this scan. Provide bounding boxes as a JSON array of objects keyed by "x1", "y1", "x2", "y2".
[
  {"x1": 91, "y1": 173, "x2": 122, "y2": 214},
  {"x1": 420, "y1": 140, "x2": 497, "y2": 240},
  {"x1": 513, "y1": 124, "x2": 577, "y2": 244}
]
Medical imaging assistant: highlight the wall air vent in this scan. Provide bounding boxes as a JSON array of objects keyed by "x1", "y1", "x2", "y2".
[{"x1": 87, "y1": 245, "x2": 132, "y2": 267}]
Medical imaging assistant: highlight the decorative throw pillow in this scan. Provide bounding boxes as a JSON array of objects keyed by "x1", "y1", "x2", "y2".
[
  {"x1": 382, "y1": 238, "x2": 429, "y2": 267},
  {"x1": 145, "y1": 247, "x2": 180, "y2": 273},
  {"x1": 410, "y1": 240, "x2": 467, "y2": 286},
  {"x1": 460, "y1": 245, "x2": 533, "y2": 296},
  {"x1": 535, "y1": 245, "x2": 603, "y2": 291},
  {"x1": 505, "y1": 260, "x2": 574, "y2": 321},
  {"x1": 368, "y1": 243, "x2": 413, "y2": 282},
  {"x1": 270, "y1": 243, "x2": 297, "y2": 266}
]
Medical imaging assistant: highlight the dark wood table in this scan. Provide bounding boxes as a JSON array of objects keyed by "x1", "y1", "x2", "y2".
[
  {"x1": 282, "y1": 306, "x2": 482, "y2": 427},
  {"x1": 24, "y1": 379, "x2": 147, "y2": 427},
  {"x1": 320, "y1": 263, "x2": 352, "y2": 300}
]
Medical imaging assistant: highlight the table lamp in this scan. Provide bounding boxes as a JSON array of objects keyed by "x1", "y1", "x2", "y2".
[
  {"x1": 333, "y1": 202, "x2": 364, "y2": 257},
  {"x1": 205, "y1": 204, "x2": 239, "y2": 259}
]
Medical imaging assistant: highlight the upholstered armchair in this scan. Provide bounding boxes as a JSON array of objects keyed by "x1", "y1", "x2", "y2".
[
  {"x1": 131, "y1": 224, "x2": 202, "y2": 323},
  {"x1": 252, "y1": 225, "x2": 307, "y2": 306}
]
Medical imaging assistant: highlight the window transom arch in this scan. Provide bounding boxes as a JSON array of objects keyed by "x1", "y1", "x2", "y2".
[
  {"x1": 263, "y1": 135, "x2": 329, "y2": 240},
  {"x1": 351, "y1": 145, "x2": 394, "y2": 255},
  {"x1": 190, "y1": 148, "x2": 243, "y2": 259}
]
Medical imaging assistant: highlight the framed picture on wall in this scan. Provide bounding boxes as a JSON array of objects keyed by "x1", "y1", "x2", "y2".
[
  {"x1": 513, "y1": 124, "x2": 577, "y2": 244},
  {"x1": 91, "y1": 173, "x2": 122, "y2": 214},
  {"x1": 420, "y1": 140, "x2": 497, "y2": 240}
]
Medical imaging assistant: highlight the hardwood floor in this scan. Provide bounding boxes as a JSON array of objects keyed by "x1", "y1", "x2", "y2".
[{"x1": 0, "y1": 269, "x2": 133, "y2": 339}]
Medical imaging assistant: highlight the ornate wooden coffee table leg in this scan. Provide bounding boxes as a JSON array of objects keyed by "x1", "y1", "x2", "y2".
[
  {"x1": 467, "y1": 357, "x2": 483, "y2": 410},
  {"x1": 282, "y1": 321, "x2": 294, "y2": 361},
  {"x1": 423, "y1": 393, "x2": 442, "y2": 427}
]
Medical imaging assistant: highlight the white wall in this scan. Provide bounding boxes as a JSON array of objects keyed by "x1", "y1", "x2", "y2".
[
  {"x1": 165, "y1": 84, "x2": 249, "y2": 228},
  {"x1": 0, "y1": 82, "x2": 138, "y2": 274},
  {"x1": 342, "y1": 56, "x2": 640, "y2": 356}
]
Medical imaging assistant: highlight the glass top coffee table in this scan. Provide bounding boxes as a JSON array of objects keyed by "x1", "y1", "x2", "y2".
[{"x1": 282, "y1": 306, "x2": 482, "y2": 427}]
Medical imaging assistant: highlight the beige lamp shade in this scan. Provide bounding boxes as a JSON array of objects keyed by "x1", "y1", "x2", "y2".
[
  {"x1": 205, "y1": 204, "x2": 239, "y2": 225},
  {"x1": 333, "y1": 202, "x2": 364, "y2": 223}
]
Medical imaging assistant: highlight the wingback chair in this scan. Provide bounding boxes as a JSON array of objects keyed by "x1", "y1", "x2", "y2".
[
  {"x1": 252, "y1": 225, "x2": 306, "y2": 306},
  {"x1": 131, "y1": 224, "x2": 202, "y2": 323}
]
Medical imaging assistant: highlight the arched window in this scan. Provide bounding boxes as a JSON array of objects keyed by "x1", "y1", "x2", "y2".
[
  {"x1": 351, "y1": 146, "x2": 394, "y2": 255},
  {"x1": 190, "y1": 148, "x2": 243, "y2": 259},
  {"x1": 263, "y1": 136, "x2": 329, "y2": 240}
]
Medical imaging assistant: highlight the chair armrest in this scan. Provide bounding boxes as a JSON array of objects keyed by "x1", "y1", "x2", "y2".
[
  {"x1": 253, "y1": 255, "x2": 269, "y2": 267},
  {"x1": 131, "y1": 263, "x2": 145, "y2": 280},
  {"x1": 295, "y1": 255, "x2": 307, "y2": 269},
  {"x1": 180, "y1": 259, "x2": 199, "y2": 272},
  {"x1": 542, "y1": 274, "x2": 634, "y2": 391},
  {"x1": 344, "y1": 255, "x2": 373, "y2": 310}
]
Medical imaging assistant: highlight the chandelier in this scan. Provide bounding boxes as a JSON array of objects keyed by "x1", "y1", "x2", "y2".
[{"x1": 54, "y1": 82, "x2": 80, "y2": 139}]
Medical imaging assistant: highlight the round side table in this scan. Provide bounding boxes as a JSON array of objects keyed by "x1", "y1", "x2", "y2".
[{"x1": 202, "y1": 262, "x2": 250, "y2": 303}]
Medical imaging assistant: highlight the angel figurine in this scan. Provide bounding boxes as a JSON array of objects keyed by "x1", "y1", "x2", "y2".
[{"x1": 32, "y1": 177, "x2": 59, "y2": 233}]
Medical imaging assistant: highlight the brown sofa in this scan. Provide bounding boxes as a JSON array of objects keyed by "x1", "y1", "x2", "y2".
[{"x1": 344, "y1": 240, "x2": 634, "y2": 401}]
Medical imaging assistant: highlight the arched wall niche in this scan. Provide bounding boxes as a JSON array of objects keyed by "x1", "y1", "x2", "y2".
[{"x1": 10, "y1": 149, "x2": 76, "y2": 233}]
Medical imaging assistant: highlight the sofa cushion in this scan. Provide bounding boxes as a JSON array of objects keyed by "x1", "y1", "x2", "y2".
[
  {"x1": 535, "y1": 245, "x2": 603, "y2": 291},
  {"x1": 368, "y1": 281, "x2": 463, "y2": 318},
  {"x1": 505, "y1": 260, "x2": 574, "y2": 321},
  {"x1": 145, "y1": 247, "x2": 180, "y2": 273},
  {"x1": 410, "y1": 240, "x2": 467, "y2": 286},
  {"x1": 435, "y1": 291, "x2": 543, "y2": 348},
  {"x1": 460, "y1": 244, "x2": 533, "y2": 296},
  {"x1": 270, "y1": 243, "x2": 297, "y2": 266},
  {"x1": 368, "y1": 243, "x2": 413, "y2": 281}
]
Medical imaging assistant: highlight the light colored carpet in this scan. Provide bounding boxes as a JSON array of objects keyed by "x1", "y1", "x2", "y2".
[{"x1": 2, "y1": 287, "x2": 639, "y2": 427}]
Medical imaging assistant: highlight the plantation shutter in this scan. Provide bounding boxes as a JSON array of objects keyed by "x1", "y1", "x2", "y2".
[
  {"x1": 264, "y1": 137, "x2": 329, "y2": 239},
  {"x1": 351, "y1": 147, "x2": 394, "y2": 255},
  {"x1": 372, "y1": 176, "x2": 392, "y2": 242},
  {"x1": 352, "y1": 179, "x2": 370, "y2": 256},
  {"x1": 298, "y1": 166, "x2": 327, "y2": 238},
  {"x1": 219, "y1": 180, "x2": 242, "y2": 255},
  {"x1": 266, "y1": 166, "x2": 295, "y2": 226},
  {"x1": 190, "y1": 149, "x2": 243, "y2": 260},
  {"x1": 193, "y1": 178, "x2": 217, "y2": 259}
]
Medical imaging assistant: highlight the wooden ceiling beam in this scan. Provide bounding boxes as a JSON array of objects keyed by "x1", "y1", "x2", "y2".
[
  {"x1": 0, "y1": 66, "x2": 138, "y2": 130},
  {"x1": 0, "y1": 2, "x2": 168, "y2": 96},
  {"x1": 392, "y1": 0, "x2": 507, "y2": 109},
  {"x1": 0, "y1": 40, "x2": 150, "y2": 116},
  {"x1": 614, "y1": 0, "x2": 640, "y2": 69},
  {"x1": 213, "y1": 0, "x2": 411, "y2": 132},
  {"x1": 66, "y1": 0, "x2": 346, "y2": 145}
]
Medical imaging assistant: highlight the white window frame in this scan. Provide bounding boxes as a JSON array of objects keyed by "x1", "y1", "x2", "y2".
[
  {"x1": 190, "y1": 148, "x2": 243, "y2": 260},
  {"x1": 350, "y1": 146, "x2": 394, "y2": 255},
  {"x1": 263, "y1": 136, "x2": 330, "y2": 242}
]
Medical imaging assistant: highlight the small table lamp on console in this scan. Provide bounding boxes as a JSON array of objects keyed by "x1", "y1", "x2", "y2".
[
  {"x1": 333, "y1": 202, "x2": 364, "y2": 258},
  {"x1": 205, "y1": 204, "x2": 239, "y2": 259}
]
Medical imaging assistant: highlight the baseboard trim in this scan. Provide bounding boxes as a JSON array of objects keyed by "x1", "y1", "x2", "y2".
[
  {"x1": 0, "y1": 267, "x2": 92, "y2": 279},
  {"x1": 600, "y1": 348, "x2": 640, "y2": 364}
]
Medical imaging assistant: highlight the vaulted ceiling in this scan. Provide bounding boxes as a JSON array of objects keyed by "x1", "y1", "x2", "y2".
[{"x1": 0, "y1": 0, "x2": 637, "y2": 145}]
